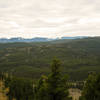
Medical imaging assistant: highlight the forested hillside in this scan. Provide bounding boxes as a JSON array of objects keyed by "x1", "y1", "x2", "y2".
[{"x1": 0, "y1": 37, "x2": 100, "y2": 80}]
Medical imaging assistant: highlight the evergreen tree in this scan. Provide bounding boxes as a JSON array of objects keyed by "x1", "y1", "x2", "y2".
[
  {"x1": 5, "y1": 77, "x2": 34, "y2": 100},
  {"x1": 47, "y1": 58, "x2": 70, "y2": 100},
  {"x1": 35, "y1": 58, "x2": 71, "y2": 100},
  {"x1": 80, "y1": 73, "x2": 100, "y2": 100},
  {"x1": 34, "y1": 75, "x2": 48, "y2": 100}
]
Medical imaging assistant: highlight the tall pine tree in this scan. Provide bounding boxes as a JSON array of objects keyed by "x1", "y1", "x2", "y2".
[{"x1": 35, "y1": 58, "x2": 71, "y2": 100}]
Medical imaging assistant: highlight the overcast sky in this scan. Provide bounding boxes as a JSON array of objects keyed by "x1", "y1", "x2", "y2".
[{"x1": 0, "y1": 0, "x2": 100, "y2": 38}]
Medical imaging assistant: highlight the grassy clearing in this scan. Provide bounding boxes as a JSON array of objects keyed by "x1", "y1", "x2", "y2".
[{"x1": 69, "y1": 88, "x2": 81, "y2": 100}]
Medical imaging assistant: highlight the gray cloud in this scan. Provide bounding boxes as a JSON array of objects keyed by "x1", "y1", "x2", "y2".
[{"x1": 0, "y1": 0, "x2": 100, "y2": 38}]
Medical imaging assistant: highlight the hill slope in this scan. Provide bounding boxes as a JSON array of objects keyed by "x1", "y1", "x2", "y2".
[{"x1": 0, "y1": 37, "x2": 100, "y2": 80}]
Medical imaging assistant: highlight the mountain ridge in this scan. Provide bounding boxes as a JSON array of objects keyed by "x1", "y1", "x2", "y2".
[{"x1": 0, "y1": 36, "x2": 88, "y2": 43}]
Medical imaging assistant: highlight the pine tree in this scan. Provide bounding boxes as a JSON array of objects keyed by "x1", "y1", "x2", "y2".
[
  {"x1": 80, "y1": 73, "x2": 100, "y2": 100},
  {"x1": 47, "y1": 58, "x2": 70, "y2": 100},
  {"x1": 35, "y1": 58, "x2": 71, "y2": 100},
  {"x1": 34, "y1": 75, "x2": 48, "y2": 100}
]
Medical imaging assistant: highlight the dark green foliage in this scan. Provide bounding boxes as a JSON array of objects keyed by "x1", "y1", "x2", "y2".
[
  {"x1": 4, "y1": 75, "x2": 34, "y2": 100},
  {"x1": 2, "y1": 59, "x2": 72, "y2": 100},
  {"x1": 34, "y1": 75, "x2": 48, "y2": 100},
  {"x1": 0, "y1": 72, "x2": 4, "y2": 80},
  {"x1": 4, "y1": 74, "x2": 12, "y2": 88},
  {"x1": 35, "y1": 58, "x2": 72, "y2": 100},
  {"x1": 80, "y1": 73, "x2": 100, "y2": 100}
]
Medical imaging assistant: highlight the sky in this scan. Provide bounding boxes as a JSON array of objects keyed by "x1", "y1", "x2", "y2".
[{"x1": 0, "y1": 0, "x2": 100, "y2": 38}]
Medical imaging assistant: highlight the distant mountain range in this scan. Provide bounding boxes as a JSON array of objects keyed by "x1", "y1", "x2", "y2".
[
  {"x1": 0, "y1": 36, "x2": 88, "y2": 43},
  {"x1": 61, "y1": 36, "x2": 88, "y2": 39},
  {"x1": 0, "y1": 37, "x2": 53, "y2": 43}
]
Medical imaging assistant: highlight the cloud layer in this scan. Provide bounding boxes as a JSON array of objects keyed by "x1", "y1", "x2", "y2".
[{"x1": 0, "y1": 0, "x2": 100, "y2": 38}]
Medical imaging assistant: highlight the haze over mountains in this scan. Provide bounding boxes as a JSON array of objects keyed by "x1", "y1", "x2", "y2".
[{"x1": 0, "y1": 36, "x2": 88, "y2": 43}]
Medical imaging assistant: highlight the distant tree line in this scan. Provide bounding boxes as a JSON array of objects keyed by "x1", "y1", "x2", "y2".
[{"x1": 67, "y1": 81, "x2": 84, "y2": 90}]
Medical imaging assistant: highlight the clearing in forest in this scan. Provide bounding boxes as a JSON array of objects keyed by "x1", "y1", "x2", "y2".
[{"x1": 69, "y1": 88, "x2": 82, "y2": 100}]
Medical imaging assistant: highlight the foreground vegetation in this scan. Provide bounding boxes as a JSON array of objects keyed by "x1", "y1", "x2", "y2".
[
  {"x1": 80, "y1": 73, "x2": 100, "y2": 100},
  {"x1": 0, "y1": 80, "x2": 8, "y2": 100},
  {"x1": 0, "y1": 59, "x2": 72, "y2": 100},
  {"x1": 0, "y1": 58, "x2": 100, "y2": 100}
]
